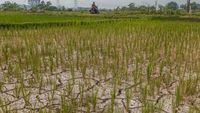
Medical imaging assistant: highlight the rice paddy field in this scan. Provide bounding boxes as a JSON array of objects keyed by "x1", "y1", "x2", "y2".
[{"x1": 0, "y1": 12, "x2": 200, "y2": 113}]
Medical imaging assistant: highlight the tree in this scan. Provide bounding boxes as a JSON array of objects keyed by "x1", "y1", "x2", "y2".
[
  {"x1": 46, "y1": 1, "x2": 52, "y2": 7},
  {"x1": 158, "y1": 5, "x2": 164, "y2": 12},
  {"x1": 40, "y1": 1, "x2": 45, "y2": 5},
  {"x1": 60, "y1": 6, "x2": 66, "y2": 11},
  {"x1": 166, "y1": 1, "x2": 179, "y2": 10},
  {"x1": 148, "y1": 6, "x2": 156, "y2": 11},
  {"x1": 121, "y1": 6, "x2": 128, "y2": 11},
  {"x1": 0, "y1": 1, "x2": 23, "y2": 11},
  {"x1": 180, "y1": 4, "x2": 187, "y2": 10},
  {"x1": 181, "y1": 2, "x2": 200, "y2": 12},
  {"x1": 138, "y1": 5, "x2": 148, "y2": 12},
  {"x1": 30, "y1": 1, "x2": 60, "y2": 11},
  {"x1": 190, "y1": 2, "x2": 200, "y2": 11},
  {"x1": 187, "y1": 0, "x2": 191, "y2": 13}
]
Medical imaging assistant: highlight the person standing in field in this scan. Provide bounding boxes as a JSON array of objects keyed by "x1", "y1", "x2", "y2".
[
  {"x1": 90, "y1": 2, "x2": 99, "y2": 14},
  {"x1": 92, "y1": 2, "x2": 97, "y2": 9}
]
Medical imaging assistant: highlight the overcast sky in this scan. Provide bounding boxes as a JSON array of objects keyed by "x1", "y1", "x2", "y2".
[{"x1": 1, "y1": 0, "x2": 200, "y2": 8}]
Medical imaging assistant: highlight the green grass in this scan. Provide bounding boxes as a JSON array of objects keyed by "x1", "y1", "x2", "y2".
[
  {"x1": 0, "y1": 12, "x2": 200, "y2": 113},
  {"x1": 0, "y1": 12, "x2": 110, "y2": 24}
]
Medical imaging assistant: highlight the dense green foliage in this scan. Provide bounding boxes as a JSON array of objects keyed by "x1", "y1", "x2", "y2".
[
  {"x1": 115, "y1": 1, "x2": 200, "y2": 14},
  {"x1": 0, "y1": 1, "x2": 23, "y2": 11},
  {"x1": 0, "y1": 1, "x2": 62, "y2": 11},
  {"x1": 166, "y1": 1, "x2": 179, "y2": 10}
]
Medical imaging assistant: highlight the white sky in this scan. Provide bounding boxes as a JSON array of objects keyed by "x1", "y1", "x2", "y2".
[{"x1": 1, "y1": 0, "x2": 200, "y2": 9}]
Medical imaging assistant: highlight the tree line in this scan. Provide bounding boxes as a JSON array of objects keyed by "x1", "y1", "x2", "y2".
[
  {"x1": 0, "y1": 0, "x2": 200, "y2": 14},
  {"x1": 115, "y1": 1, "x2": 200, "y2": 14},
  {"x1": 0, "y1": 1, "x2": 65, "y2": 12}
]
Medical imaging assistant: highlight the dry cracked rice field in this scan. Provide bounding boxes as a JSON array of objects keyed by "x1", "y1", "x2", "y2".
[{"x1": 0, "y1": 18, "x2": 200, "y2": 113}]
